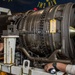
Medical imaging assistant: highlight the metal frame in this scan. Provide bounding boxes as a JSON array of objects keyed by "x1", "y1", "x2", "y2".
[{"x1": 0, "y1": 60, "x2": 64, "y2": 75}]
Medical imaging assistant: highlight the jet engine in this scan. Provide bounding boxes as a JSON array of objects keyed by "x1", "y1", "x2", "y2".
[{"x1": 0, "y1": 3, "x2": 75, "y2": 68}]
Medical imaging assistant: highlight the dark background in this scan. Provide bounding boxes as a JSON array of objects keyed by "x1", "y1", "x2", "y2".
[{"x1": 0, "y1": 0, "x2": 75, "y2": 12}]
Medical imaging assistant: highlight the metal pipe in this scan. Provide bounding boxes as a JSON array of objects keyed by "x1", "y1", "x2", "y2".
[
  {"x1": 17, "y1": 47, "x2": 71, "y2": 64},
  {"x1": 48, "y1": 50, "x2": 61, "y2": 60}
]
